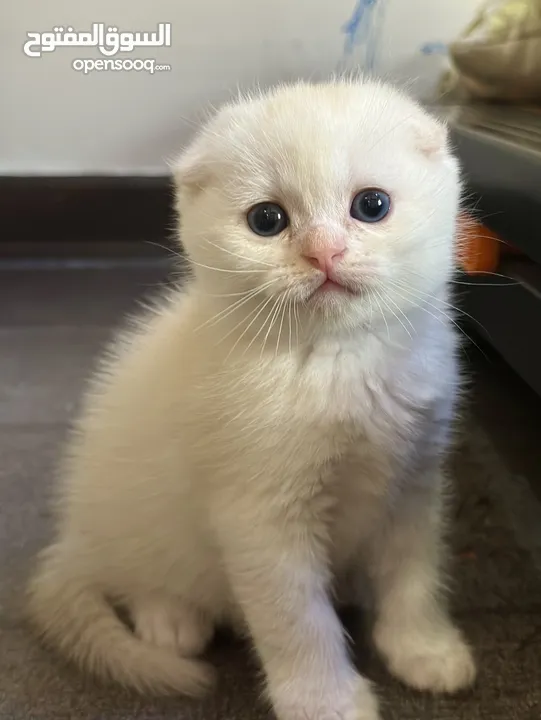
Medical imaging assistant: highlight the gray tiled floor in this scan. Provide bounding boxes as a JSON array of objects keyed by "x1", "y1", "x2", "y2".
[{"x1": 1, "y1": 262, "x2": 540, "y2": 720}]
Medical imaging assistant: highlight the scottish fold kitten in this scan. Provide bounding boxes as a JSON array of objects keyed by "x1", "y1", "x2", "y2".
[{"x1": 27, "y1": 79, "x2": 476, "y2": 720}]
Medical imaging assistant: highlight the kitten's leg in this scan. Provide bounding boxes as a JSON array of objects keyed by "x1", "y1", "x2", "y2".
[
  {"x1": 216, "y1": 497, "x2": 380, "y2": 720},
  {"x1": 131, "y1": 594, "x2": 214, "y2": 657},
  {"x1": 367, "y1": 465, "x2": 476, "y2": 694}
]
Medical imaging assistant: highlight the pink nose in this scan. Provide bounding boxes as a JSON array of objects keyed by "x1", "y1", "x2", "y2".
[{"x1": 302, "y1": 244, "x2": 346, "y2": 274}]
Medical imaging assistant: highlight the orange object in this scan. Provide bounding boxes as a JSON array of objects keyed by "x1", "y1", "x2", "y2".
[{"x1": 456, "y1": 213, "x2": 502, "y2": 274}]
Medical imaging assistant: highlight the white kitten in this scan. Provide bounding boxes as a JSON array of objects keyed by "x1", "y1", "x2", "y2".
[{"x1": 27, "y1": 79, "x2": 476, "y2": 720}]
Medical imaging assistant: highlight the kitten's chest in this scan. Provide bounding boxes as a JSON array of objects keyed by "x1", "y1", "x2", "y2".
[
  {"x1": 299, "y1": 339, "x2": 415, "y2": 433},
  {"x1": 292, "y1": 335, "x2": 444, "y2": 471}
]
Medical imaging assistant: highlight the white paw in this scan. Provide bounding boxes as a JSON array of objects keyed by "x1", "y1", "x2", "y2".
[
  {"x1": 273, "y1": 672, "x2": 381, "y2": 720},
  {"x1": 131, "y1": 594, "x2": 214, "y2": 657},
  {"x1": 375, "y1": 620, "x2": 477, "y2": 694},
  {"x1": 350, "y1": 682, "x2": 381, "y2": 720}
]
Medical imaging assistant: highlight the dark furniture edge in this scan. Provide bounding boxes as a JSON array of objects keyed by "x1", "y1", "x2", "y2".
[
  {"x1": 0, "y1": 175, "x2": 176, "y2": 258},
  {"x1": 450, "y1": 125, "x2": 541, "y2": 267},
  {"x1": 449, "y1": 127, "x2": 541, "y2": 399}
]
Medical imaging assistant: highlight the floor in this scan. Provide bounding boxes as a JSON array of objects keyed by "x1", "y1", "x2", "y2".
[{"x1": 1, "y1": 260, "x2": 540, "y2": 720}]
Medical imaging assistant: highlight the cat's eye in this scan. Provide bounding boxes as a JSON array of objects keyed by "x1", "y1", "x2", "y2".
[
  {"x1": 247, "y1": 202, "x2": 289, "y2": 237},
  {"x1": 350, "y1": 189, "x2": 390, "y2": 223}
]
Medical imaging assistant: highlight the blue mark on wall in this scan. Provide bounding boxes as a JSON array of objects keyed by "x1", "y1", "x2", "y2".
[
  {"x1": 420, "y1": 41, "x2": 448, "y2": 56},
  {"x1": 340, "y1": 0, "x2": 388, "y2": 72},
  {"x1": 342, "y1": 0, "x2": 377, "y2": 56},
  {"x1": 339, "y1": 2, "x2": 448, "y2": 75}
]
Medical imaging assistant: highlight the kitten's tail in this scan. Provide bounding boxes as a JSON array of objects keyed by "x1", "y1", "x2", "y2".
[{"x1": 25, "y1": 553, "x2": 213, "y2": 696}]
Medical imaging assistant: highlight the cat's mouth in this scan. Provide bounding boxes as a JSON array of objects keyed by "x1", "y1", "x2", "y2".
[
  {"x1": 310, "y1": 275, "x2": 360, "y2": 298},
  {"x1": 318, "y1": 278, "x2": 349, "y2": 294}
]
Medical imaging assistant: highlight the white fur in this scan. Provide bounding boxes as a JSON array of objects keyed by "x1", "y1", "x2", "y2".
[{"x1": 27, "y1": 79, "x2": 476, "y2": 719}]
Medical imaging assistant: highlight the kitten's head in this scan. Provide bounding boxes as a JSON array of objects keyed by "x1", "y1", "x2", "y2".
[{"x1": 173, "y1": 79, "x2": 461, "y2": 334}]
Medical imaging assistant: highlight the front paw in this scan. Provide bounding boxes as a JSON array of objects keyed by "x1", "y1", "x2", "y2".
[
  {"x1": 273, "y1": 672, "x2": 380, "y2": 720},
  {"x1": 374, "y1": 618, "x2": 477, "y2": 694}
]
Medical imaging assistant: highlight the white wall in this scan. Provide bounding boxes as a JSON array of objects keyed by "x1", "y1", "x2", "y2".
[{"x1": 1, "y1": 0, "x2": 482, "y2": 175}]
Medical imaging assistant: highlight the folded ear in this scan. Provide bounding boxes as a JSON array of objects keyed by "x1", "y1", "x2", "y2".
[
  {"x1": 171, "y1": 103, "x2": 237, "y2": 197},
  {"x1": 412, "y1": 113, "x2": 450, "y2": 159},
  {"x1": 171, "y1": 135, "x2": 212, "y2": 198}
]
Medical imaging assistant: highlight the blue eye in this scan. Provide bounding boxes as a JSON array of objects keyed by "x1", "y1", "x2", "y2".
[
  {"x1": 247, "y1": 202, "x2": 289, "y2": 237},
  {"x1": 350, "y1": 189, "x2": 390, "y2": 223}
]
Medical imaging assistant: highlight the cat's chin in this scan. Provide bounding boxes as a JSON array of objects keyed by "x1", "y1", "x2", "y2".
[{"x1": 304, "y1": 284, "x2": 366, "y2": 326}]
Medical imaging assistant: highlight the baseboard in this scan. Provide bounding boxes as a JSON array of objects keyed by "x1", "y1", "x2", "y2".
[{"x1": 0, "y1": 176, "x2": 176, "y2": 258}]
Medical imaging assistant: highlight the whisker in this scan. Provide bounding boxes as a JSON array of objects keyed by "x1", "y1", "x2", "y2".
[
  {"x1": 223, "y1": 294, "x2": 276, "y2": 357},
  {"x1": 293, "y1": 297, "x2": 300, "y2": 351},
  {"x1": 387, "y1": 284, "x2": 487, "y2": 359},
  {"x1": 199, "y1": 288, "x2": 272, "y2": 299},
  {"x1": 194, "y1": 279, "x2": 276, "y2": 331},
  {"x1": 382, "y1": 289, "x2": 416, "y2": 337},
  {"x1": 275, "y1": 292, "x2": 289, "y2": 359},
  {"x1": 288, "y1": 294, "x2": 293, "y2": 356},
  {"x1": 202, "y1": 281, "x2": 275, "y2": 327},
  {"x1": 202, "y1": 238, "x2": 277, "y2": 268},
  {"x1": 148, "y1": 236, "x2": 271, "y2": 276},
  {"x1": 377, "y1": 289, "x2": 413, "y2": 340},
  {"x1": 366, "y1": 288, "x2": 374, "y2": 327},
  {"x1": 146, "y1": 240, "x2": 185, "y2": 261},
  {"x1": 372, "y1": 290, "x2": 390, "y2": 341},
  {"x1": 450, "y1": 277, "x2": 519, "y2": 287},
  {"x1": 260, "y1": 297, "x2": 282, "y2": 360},
  {"x1": 189, "y1": 258, "x2": 269, "y2": 275},
  {"x1": 389, "y1": 278, "x2": 488, "y2": 334},
  {"x1": 405, "y1": 265, "x2": 518, "y2": 287},
  {"x1": 243, "y1": 296, "x2": 279, "y2": 357}
]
